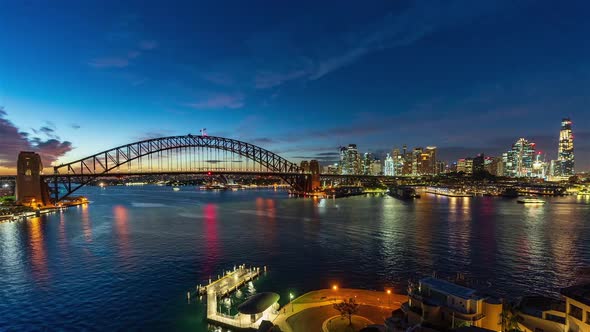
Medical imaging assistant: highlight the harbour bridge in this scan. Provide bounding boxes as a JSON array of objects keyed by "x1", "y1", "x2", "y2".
[{"x1": 16, "y1": 134, "x2": 395, "y2": 205}]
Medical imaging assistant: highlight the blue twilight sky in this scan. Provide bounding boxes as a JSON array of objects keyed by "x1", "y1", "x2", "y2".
[{"x1": 1, "y1": 0, "x2": 589, "y2": 173}]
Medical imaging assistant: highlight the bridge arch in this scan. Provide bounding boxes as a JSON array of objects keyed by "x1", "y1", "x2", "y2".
[{"x1": 48, "y1": 135, "x2": 305, "y2": 201}]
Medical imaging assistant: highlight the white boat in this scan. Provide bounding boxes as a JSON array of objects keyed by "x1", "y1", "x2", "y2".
[
  {"x1": 172, "y1": 187, "x2": 181, "y2": 191},
  {"x1": 517, "y1": 197, "x2": 545, "y2": 204}
]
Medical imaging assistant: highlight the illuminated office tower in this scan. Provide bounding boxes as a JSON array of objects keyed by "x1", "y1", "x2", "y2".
[
  {"x1": 339, "y1": 144, "x2": 361, "y2": 175},
  {"x1": 557, "y1": 118, "x2": 574, "y2": 176},
  {"x1": 504, "y1": 138, "x2": 536, "y2": 177}
]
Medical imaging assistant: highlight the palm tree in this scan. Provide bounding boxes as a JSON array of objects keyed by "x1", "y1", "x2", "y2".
[{"x1": 500, "y1": 301, "x2": 524, "y2": 332}]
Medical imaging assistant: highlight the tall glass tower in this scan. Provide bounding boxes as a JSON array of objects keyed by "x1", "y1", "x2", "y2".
[{"x1": 557, "y1": 118, "x2": 574, "y2": 176}]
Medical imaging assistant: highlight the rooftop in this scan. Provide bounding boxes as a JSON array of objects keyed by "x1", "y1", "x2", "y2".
[
  {"x1": 519, "y1": 296, "x2": 565, "y2": 313},
  {"x1": 420, "y1": 277, "x2": 481, "y2": 300},
  {"x1": 561, "y1": 283, "x2": 590, "y2": 305},
  {"x1": 237, "y1": 292, "x2": 280, "y2": 315}
]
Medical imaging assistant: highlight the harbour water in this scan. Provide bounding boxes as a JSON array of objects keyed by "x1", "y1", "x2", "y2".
[{"x1": 0, "y1": 186, "x2": 589, "y2": 330}]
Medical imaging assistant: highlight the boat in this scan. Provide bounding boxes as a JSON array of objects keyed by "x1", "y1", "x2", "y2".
[
  {"x1": 172, "y1": 187, "x2": 181, "y2": 191},
  {"x1": 517, "y1": 197, "x2": 545, "y2": 204}
]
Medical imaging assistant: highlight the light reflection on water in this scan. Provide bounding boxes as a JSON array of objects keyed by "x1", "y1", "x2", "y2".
[{"x1": 0, "y1": 186, "x2": 588, "y2": 331}]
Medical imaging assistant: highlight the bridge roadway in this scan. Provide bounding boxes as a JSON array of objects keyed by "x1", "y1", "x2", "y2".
[{"x1": 44, "y1": 170, "x2": 403, "y2": 181}]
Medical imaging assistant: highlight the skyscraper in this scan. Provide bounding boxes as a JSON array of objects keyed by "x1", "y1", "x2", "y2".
[
  {"x1": 384, "y1": 153, "x2": 395, "y2": 176},
  {"x1": 504, "y1": 138, "x2": 536, "y2": 177},
  {"x1": 362, "y1": 152, "x2": 375, "y2": 175},
  {"x1": 557, "y1": 118, "x2": 574, "y2": 176},
  {"x1": 339, "y1": 144, "x2": 361, "y2": 175}
]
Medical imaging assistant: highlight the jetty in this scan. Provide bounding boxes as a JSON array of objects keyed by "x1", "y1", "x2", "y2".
[{"x1": 189, "y1": 265, "x2": 279, "y2": 330}]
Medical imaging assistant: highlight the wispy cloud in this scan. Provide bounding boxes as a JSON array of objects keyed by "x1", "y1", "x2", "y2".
[
  {"x1": 88, "y1": 20, "x2": 159, "y2": 69},
  {"x1": 88, "y1": 57, "x2": 131, "y2": 69},
  {"x1": 242, "y1": 1, "x2": 513, "y2": 89},
  {"x1": 138, "y1": 40, "x2": 158, "y2": 50},
  {"x1": 186, "y1": 93, "x2": 245, "y2": 110}
]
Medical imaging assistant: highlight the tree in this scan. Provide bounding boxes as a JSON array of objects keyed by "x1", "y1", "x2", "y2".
[
  {"x1": 500, "y1": 301, "x2": 524, "y2": 332},
  {"x1": 333, "y1": 297, "x2": 360, "y2": 326}
]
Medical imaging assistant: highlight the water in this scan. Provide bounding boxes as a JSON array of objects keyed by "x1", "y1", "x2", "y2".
[{"x1": 1, "y1": 186, "x2": 589, "y2": 331}]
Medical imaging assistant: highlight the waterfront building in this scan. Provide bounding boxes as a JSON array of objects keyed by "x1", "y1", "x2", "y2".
[
  {"x1": 504, "y1": 138, "x2": 536, "y2": 178},
  {"x1": 339, "y1": 144, "x2": 361, "y2": 175},
  {"x1": 384, "y1": 153, "x2": 395, "y2": 176},
  {"x1": 403, "y1": 277, "x2": 502, "y2": 331},
  {"x1": 236, "y1": 292, "x2": 280, "y2": 324},
  {"x1": 420, "y1": 146, "x2": 437, "y2": 175},
  {"x1": 457, "y1": 158, "x2": 474, "y2": 175},
  {"x1": 472, "y1": 154, "x2": 484, "y2": 174},
  {"x1": 515, "y1": 296, "x2": 566, "y2": 332},
  {"x1": 561, "y1": 283, "x2": 590, "y2": 332}
]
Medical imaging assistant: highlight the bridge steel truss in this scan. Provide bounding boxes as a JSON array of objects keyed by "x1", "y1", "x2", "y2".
[{"x1": 47, "y1": 135, "x2": 303, "y2": 202}]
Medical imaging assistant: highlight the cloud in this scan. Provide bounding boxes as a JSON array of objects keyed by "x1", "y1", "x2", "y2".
[
  {"x1": 244, "y1": 1, "x2": 512, "y2": 89},
  {"x1": 248, "y1": 137, "x2": 278, "y2": 145},
  {"x1": 254, "y1": 68, "x2": 310, "y2": 89},
  {"x1": 0, "y1": 108, "x2": 73, "y2": 168},
  {"x1": 88, "y1": 57, "x2": 130, "y2": 68},
  {"x1": 186, "y1": 93, "x2": 245, "y2": 110},
  {"x1": 88, "y1": 37, "x2": 158, "y2": 69},
  {"x1": 39, "y1": 126, "x2": 59, "y2": 139},
  {"x1": 202, "y1": 72, "x2": 236, "y2": 86},
  {"x1": 139, "y1": 40, "x2": 158, "y2": 50}
]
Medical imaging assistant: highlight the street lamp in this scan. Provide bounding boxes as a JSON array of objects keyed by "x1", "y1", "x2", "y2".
[
  {"x1": 332, "y1": 284, "x2": 338, "y2": 291},
  {"x1": 289, "y1": 292, "x2": 295, "y2": 313},
  {"x1": 386, "y1": 289, "x2": 392, "y2": 306}
]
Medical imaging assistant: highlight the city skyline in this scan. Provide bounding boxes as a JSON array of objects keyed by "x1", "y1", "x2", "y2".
[{"x1": 1, "y1": 0, "x2": 590, "y2": 174}]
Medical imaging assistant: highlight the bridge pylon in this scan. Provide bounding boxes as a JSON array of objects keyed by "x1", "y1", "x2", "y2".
[{"x1": 16, "y1": 151, "x2": 51, "y2": 207}]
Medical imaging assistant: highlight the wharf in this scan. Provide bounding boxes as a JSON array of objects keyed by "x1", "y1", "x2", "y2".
[{"x1": 189, "y1": 265, "x2": 269, "y2": 330}]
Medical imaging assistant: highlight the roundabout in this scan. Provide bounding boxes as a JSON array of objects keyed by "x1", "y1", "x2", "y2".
[{"x1": 322, "y1": 315, "x2": 373, "y2": 332}]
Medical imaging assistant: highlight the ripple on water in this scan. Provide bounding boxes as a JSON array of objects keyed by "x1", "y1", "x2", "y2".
[{"x1": 0, "y1": 189, "x2": 588, "y2": 330}]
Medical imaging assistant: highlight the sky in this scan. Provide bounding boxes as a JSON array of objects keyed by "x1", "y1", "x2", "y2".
[{"x1": 1, "y1": 0, "x2": 589, "y2": 174}]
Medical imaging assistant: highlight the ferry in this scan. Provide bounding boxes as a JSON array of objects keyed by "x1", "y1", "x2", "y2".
[
  {"x1": 517, "y1": 197, "x2": 546, "y2": 204},
  {"x1": 172, "y1": 187, "x2": 181, "y2": 191}
]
